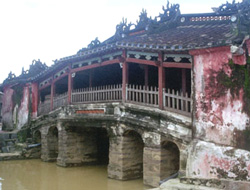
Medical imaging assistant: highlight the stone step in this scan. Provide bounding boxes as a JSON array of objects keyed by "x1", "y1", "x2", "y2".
[
  {"x1": 0, "y1": 152, "x2": 22, "y2": 161},
  {"x1": 156, "y1": 179, "x2": 221, "y2": 190}
]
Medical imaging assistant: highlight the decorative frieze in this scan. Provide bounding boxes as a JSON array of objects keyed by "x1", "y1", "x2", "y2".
[
  {"x1": 54, "y1": 67, "x2": 69, "y2": 79},
  {"x1": 189, "y1": 16, "x2": 231, "y2": 22},
  {"x1": 102, "y1": 51, "x2": 123, "y2": 61},
  {"x1": 72, "y1": 58, "x2": 101, "y2": 69},
  {"x1": 164, "y1": 54, "x2": 192, "y2": 63},
  {"x1": 127, "y1": 51, "x2": 158, "y2": 61},
  {"x1": 72, "y1": 51, "x2": 122, "y2": 69},
  {"x1": 39, "y1": 77, "x2": 52, "y2": 88}
]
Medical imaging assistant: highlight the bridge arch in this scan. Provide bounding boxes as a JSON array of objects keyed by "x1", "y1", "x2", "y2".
[
  {"x1": 47, "y1": 126, "x2": 59, "y2": 161},
  {"x1": 33, "y1": 130, "x2": 41, "y2": 143},
  {"x1": 123, "y1": 130, "x2": 144, "y2": 179},
  {"x1": 160, "y1": 140, "x2": 180, "y2": 180}
]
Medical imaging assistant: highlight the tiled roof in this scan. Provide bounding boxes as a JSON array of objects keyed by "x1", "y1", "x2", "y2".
[
  {"x1": 3, "y1": 1, "x2": 250, "y2": 84},
  {"x1": 116, "y1": 20, "x2": 235, "y2": 51}
]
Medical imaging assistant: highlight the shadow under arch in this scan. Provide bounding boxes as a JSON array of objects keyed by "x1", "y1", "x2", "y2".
[
  {"x1": 33, "y1": 130, "x2": 41, "y2": 143},
  {"x1": 160, "y1": 140, "x2": 180, "y2": 180},
  {"x1": 47, "y1": 126, "x2": 58, "y2": 161},
  {"x1": 123, "y1": 130, "x2": 144, "y2": 179}
]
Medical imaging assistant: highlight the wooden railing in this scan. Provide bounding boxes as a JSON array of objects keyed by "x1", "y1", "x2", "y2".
[
  {"x1": 53, "y1": 92, "x2": 68, "y2": 110},
  {"x1": 127, "y1": 85, "x2": 159, "y2": 107},
  {"x1": 38, "y1": 100, "x2": 51, "y2": 116},
  {"x1": 163, "y1": 89, "x2": 191, "y2": 116},
  {"x1": 71, "y1": 84, "x2": 122, "y2": 103},
  {"x1": 38, "y1": 85, "x2": 191, "y2": 117}
]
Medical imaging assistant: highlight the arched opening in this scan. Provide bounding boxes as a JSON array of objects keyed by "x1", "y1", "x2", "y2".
[
  {"x1": 47, "y1": 127, "x2": 58, "y2": 161},
  {"x1": 123, "y1": 130, "x2": 144, "y2": 179},
  {"x1": 161, "y1": 141, "x2": 180, "y2": 180},
  {"x1": 33, "y1": 130, "x2": 41, "y2": 143},
  {"x1": 79, "y1": 127, "x2": 109, "y2": 166},
  {"x1": 97, "y1": 128, "x2": 109, "y2": 165}
]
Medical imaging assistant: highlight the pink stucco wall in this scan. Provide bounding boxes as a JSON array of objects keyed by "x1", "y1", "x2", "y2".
[
  {"x1": 1, "y1": 86, "x2": 14, "y2": 130},
  {"x1": 187, "y1": 140, "x2": 250, "y2": 180},
  {"x1": 190, "y1": 46, "x2": 249, "y2": 147},
  {"x1": 1, "y1": 85, "x2": 30, "y2": 130},
  {"x1": 17, "y1": 86, "x2": 30, "y2": 130},
  {"x1": 187, "y1": 46, "x2": 250, "y2": 181}
]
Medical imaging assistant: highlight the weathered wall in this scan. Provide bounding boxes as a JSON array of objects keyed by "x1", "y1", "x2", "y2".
[
  {"x1": 1, "y1": 86, "x2": 14, "y2": 130},
  {"x1": 189, "y1": 46, "x2": 250, "y2": 181},
  {"x1": 17, "y1": 86, "x2": 29, "y2": 130},
  {"x1": 191, "y1": 46, "x2": 249, "y2": 148},
  {"x1": 31, "y1": 83, "x2": 38, "y2": 118},
  {"x1": 1, "y1": 85, "x2": 30, "y2": 131},
  {"x1": 187, "y1": 140, "x2": 250, "y2": 181}
]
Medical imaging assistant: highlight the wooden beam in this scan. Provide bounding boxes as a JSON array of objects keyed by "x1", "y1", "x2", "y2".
[
  {"x1": 50, "y1": 82, "x2": 55, "y2": 111},
  {"x1": 71, "y1": 59, "x2": 119, "y2": 73},
  {"x1": 163, "y1": 62, "x2": 191, "y2": 69},
  {"x1": 38, "y1": 83, "x2": 51, "y2": 91},
  {"x1": 126, "y1": 58, "x2": 157, "y2": 67},
  {"x1": 122, "y1": 50, "x2": 128, "y2": 102},
  {"x1": 158, "y1": 52, "x2": 165, "y2": 110},
  {"x1": 68, "y1": 73, "x2": 72, "y2": 104}
]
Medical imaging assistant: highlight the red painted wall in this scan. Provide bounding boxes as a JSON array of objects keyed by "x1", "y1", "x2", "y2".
[{"x1": 31, "y1": 83, "x2": 38, "y2": 118}]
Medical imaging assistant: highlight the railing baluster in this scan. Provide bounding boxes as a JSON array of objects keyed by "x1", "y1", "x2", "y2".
[{"x1": 176, "y1": 91, "x2": 179, "y2": 110}]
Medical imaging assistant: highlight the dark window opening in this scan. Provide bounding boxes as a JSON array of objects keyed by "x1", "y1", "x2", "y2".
[
  {"x1": 40, "y1": 86, "x2": 51, "y2": 103},
  {"x1": 92, "y1": 64, "x2": 122, "y2": 87},
  {"x1": 55, "y1": 76, "x2": 68, "y2": 95}
]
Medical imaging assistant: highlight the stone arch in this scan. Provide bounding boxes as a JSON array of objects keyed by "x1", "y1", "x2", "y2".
[
  {"x1": 33, "y1": 130, "x2": 41, "y2": 143},
  {"x1": 160, "y1": 140, "x2": 180, "y2": 180},
  {"x1": 122, "y1": 130, "x2": 144, "y2": 179},
  {"x1": 47, "y1": 126, "x2": 59, "y2": 161},
  {"x1": 97, "y1": 127, "x2": 110, "y2": 165}
]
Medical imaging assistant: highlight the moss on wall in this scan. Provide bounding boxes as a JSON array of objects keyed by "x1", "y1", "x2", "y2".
[
  {"x1": 17, "y1": 127, "x2": 31, "y2": 143},
  {"x1": 216, "y1": 57, "x2": 250, "y2": 115}
]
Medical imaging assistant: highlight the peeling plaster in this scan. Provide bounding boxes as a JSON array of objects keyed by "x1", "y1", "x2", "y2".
[
  {"x1": 187, "y1": 140, "x2": 250, "y2": 181},
  {"x1": 193, "y1": 48, "x2": 249, "y2": 146},
  {"x1": 17, "y1": 86, "x2": 29, "y2": 130},
  {"x1": 1, "y1": 87, "x2": 14, "y2": 130}
]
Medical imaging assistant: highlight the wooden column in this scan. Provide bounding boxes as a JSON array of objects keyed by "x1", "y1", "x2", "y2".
[
  {"x1": 144, "y1": 65, "x2": 149, "y2": 87},
  {"x1": 122, "y1": 50, "x2": 128, "y2": 102},
  {"x1": 158, "y1": 52, "x2": 165, "y2": 109},
  {"x1": 68, "y1": 73, "x2": 72, "y2": 104},
  {"x1": 50, "y1": 82, "x2": 55, "y2": 111},
  {"x1": 182, "y1": 69, "x2": 186, "y2": 94}
]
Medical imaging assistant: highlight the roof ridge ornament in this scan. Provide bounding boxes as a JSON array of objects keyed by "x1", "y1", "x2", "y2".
[
  {"x1": 115, "y1": 18, "x2": 135, "y2": 38},
  {"x1": 136, "y1": 9, "x2": 153, "y2": 30},
  {"x1": 87, "y1": 37, "x2": 101, "y2": 49},
  {"x1": 158, "y1": 1, "x2": 181, "y2": 23}
]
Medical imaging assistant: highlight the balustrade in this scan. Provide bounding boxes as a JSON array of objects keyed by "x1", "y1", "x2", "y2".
[
  {"x1": 71, "y1": 84, "x2": 122, "y2": 103},
  {"x1": 38, "y1": 100, "x2": 51, "y2": 116},
  {"x1": 38, "y1": 85, "x2": 191, "y2": 117},
  {"x1": 53, "y1": 92, "x2": 68, "y2": 110},
  {"x1": 127, "y1": 85, "x2": 159, "y2": 107},
  {"x1": 163, "y1": 89, "x2": 191, "y2": 116}
]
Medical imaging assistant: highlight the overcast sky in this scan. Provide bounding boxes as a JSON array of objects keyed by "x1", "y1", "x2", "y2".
[{"x1": 0, "y1": 0, "x2": 240, "y2": 83}]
